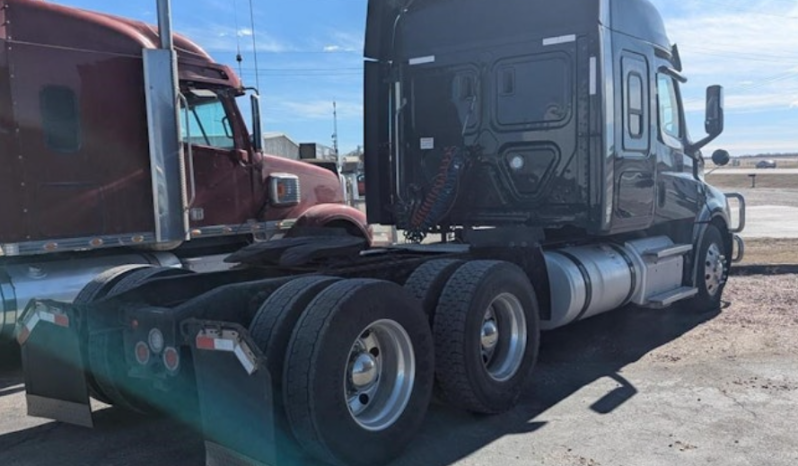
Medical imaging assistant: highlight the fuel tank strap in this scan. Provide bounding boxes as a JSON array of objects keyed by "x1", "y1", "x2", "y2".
[
  {"x1": 555, "y1": 250, "x2": 593, "y2": 321},
  {"x1": 607, "y1": 243, "x2": 637, "y2": 306}
]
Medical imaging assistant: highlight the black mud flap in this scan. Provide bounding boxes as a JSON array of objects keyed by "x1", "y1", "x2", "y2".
[
  {"x1": 16, "y1": 300, "x2": 93, "y2": 427},
  {"x1": 184, "y1": 320, "x2": 277, "y2": 466}
]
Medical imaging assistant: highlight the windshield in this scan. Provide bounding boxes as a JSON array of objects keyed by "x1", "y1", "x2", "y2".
[{"x1": 180, "y1": 91, "x2": 235, "y2": 150}]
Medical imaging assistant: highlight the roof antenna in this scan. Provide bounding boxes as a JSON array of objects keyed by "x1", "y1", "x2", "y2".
[
  {"x1": 248, "y1": 0, "x2": 261, "y2": 91},
  {"x1": 233, "y1": 0, "x2": 244, "y2": 78}
]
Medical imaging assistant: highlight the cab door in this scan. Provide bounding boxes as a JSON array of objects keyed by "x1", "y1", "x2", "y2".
[
  {"x1": 653, "y1": 68, "x2": 702, "y2": 223},
  {"x1": 181, "y1": 90, "x2": 262, "y2": 229},
  {"x1": 612, "y1": 49, "x2": 656, "y2": 233}
]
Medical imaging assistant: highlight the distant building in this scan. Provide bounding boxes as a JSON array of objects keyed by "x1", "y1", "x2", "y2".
[
  {"x1": 263, "y1": 132, "x2": 300, "y2": 160},
  {"x1": 299, "y1": 143, "x2": 337, "y2": 161}
]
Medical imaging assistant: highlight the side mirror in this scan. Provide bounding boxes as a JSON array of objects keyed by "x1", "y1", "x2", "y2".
[
  {"x1": 711, "y1": 149, "x2": 730, "y2": 167},
  {"x1": 250, "y1": 93, "x2": 263, "y2": 152},
  {"x1": 705, "y1": 85, "x2": 724, "y2": 137},
  {"x1": 687, "y1": 85, "x2": 725, "y2": 155}
]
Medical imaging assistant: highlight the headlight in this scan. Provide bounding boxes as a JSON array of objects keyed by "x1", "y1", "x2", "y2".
[{"x1": 269, "y1": 174, "x2": 301, "y2": 207}]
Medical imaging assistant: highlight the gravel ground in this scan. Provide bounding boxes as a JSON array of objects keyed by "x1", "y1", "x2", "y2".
[
  {"x1": 642, "y1": 273, "x2": 798, "y2": 362},
  {"x1": 1, "y1": 272, "x2": 796, "y2": 466}
]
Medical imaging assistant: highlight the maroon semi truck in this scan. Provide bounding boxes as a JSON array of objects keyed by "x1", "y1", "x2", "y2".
[{"x1": 0, "y1": 0, "x2": 369, "y2": 341}]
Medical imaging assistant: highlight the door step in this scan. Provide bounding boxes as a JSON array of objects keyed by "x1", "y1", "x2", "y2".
[
  {"x1": 643, "y1": 243, "x2": 693, "y2": 260},
  {"x1": 648, "y1": 286, "x2": 699, "y2": 308}
]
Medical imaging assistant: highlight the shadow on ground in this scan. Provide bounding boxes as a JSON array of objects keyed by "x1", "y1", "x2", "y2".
[
  {"x1": 390, "y1": 302, "x2": 720, "y2": 466},
  {"x1": 0, "y1": 303, "x2": 719, "y2": 466},
  {"x1": 0, "y1": 341, "x2": 23, "y2": 396}
]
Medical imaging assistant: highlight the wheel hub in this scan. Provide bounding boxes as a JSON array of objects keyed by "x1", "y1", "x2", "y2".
[
  {"x1": 481, "y1": 320, "x2": 499, "y2": 351},
  {"x1": 351, "y1": 352, "x2": 378, "y2": 389},
  {"x1": 480, "y1": 293, "x2": 528, "y2": 382},
  {"x1": 705, "y1": 244, "x2": 725, "y2": 297},
  {"x1": 344, "y1": 320, "x2": 415, "y2": 432}
]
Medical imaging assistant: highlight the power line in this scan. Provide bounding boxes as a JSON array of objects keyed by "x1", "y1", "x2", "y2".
[
  {"x1": 239, "y1": 67, "x2": 362, "y2": 72},
  {"x1": 690, "y1": 51, "x2": 798, "y2": 63},
  {"x1": 683, "y1": 70, "x2": 798, "y2": 105},
  {"x1": 688, "y1": 45, "x2": 798, "y2": 60},
  {"x1": 248, "y1": 0, "x2": 261, "y2": 90},
  {"x1": 693, "y1": 0, "x2": 798, "y2": 19}
]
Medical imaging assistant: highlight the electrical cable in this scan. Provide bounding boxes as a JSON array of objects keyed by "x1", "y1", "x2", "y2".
[
  {"x1": 248, "y1": 0, "x2": 261, "y2": 91},
  {"x1": 405, "y1": 146, "x2": 465, "y2": 243}
]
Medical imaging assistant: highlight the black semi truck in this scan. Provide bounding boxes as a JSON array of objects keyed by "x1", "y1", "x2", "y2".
[{"x1": 17, "y1": 1, "x2": 745, "y2": 465}]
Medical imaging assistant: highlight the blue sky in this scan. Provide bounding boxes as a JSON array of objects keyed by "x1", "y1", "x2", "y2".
[{"x1": 56, "y1": 0, "x2": 797, "y2": 156}]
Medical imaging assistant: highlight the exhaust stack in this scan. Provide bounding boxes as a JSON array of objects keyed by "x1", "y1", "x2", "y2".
[{"x1": 144, "y1": 0, "x2": 189, "y2": 245}]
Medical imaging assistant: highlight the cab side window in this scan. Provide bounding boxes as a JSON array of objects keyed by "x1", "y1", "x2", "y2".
[
  {"x1": 180, "y1": 94, "x2": 235, "y2": 150},
  {"x1": 40, "y1": 86, "x2": 81, "y2": 153},
  {"x1": 657, "y1": 75, "x2": 683, "y2": 146},
  {"x1": 621, "y1": 53, "x2": 649, "y2": 155}
]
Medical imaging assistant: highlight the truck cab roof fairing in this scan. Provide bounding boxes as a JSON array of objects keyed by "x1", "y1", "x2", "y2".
[
  {"x1": 2, "y1": 0, "x2": 241, "y2": 88},
  {"x1": 608, "y1": 0, "x2": 671, "y2": 51},
  {"x1": 365, "y1": 0, "x2": 671, "y2": 60}
]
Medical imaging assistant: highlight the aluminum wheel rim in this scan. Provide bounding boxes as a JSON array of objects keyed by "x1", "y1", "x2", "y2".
[
  {"x1": 481, "y1": 293, "x2": 527, "y2": 382},
  {"x1": 344, "y1": 319, "x2": 415, "y2": 432},
  {"x1": 705, "y1": 243, "x2": 725, "y2": 297}
]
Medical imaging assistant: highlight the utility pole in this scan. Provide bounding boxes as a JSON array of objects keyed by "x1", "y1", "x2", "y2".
[{"x1": 332, "y1": 101, "x2": 341, "y2": 169}]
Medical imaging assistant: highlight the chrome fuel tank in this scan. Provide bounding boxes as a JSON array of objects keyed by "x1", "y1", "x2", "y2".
[{"x1": 0, "y1": 253, "x2": 179, "y2": 338}]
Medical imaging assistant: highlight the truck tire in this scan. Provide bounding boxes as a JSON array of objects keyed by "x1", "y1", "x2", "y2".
[
  {"x1": 433, "y1": 261, "x2": 540, "y2": 414},
  {"x1": 249, "y1": 275, "x2": 342, "y2": 401},
  {"x1": 74, "y1": 265, "x2": 153, "y2": 404},
  {"x1": 248, "y1": 275, "x2": 342, "y2": 462},
  {"x1": 689, "y1": 224, "x2": 728, "y2": 312},
  {"x1": 403, "y1": 259, "x2": 464, "y2": 323},
  {"x1": 87, "y1": 266, "x2": 191, "y2": 413},
  {"x1": 283, "y1": 279, "x2": 434, "y2": 466}
]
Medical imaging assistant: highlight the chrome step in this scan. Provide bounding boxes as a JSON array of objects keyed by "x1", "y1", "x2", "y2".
[
  {"x1": 643, "y1": 244, "x2": 693, "y2": 260},
  {"x1": 648, "y1": 286, "x2": 699, "y2": 308}
]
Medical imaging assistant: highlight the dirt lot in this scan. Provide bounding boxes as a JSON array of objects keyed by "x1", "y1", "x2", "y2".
[
  {"x1": 741, "y1": 238, "x2": 798, "y2": 265},
  {"x1": 707, "y1": 174, "x2": 797, "y2": 191},
  {"x1": 1, "y1": 271, "x2": 796, "y2": 466}
]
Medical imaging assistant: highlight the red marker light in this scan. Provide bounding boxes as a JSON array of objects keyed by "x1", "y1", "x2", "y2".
[
  {"x1": 163, "y1": 347, "x2": 180, "y2": 372},
  {"x1": 135, "y1": 341, "x2": 150, "y2": 365},
  {"x1": 195, "y1": 336, "x2": 216, "y2": 350},
  {"x1": 53, "y1": 314, "x2": 69, "y2": 328}
]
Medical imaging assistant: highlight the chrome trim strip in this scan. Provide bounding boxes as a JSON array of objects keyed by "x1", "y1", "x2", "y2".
[
  {"x1": 393, "y1": 80, "x2": 404, "y2": 201},
  {"x1": 1, "y1": 233, "x2": 158, "y2": 258},
  {"x1": 0, "y1": 221, "x2": 291, "y2": 258},
  {"x1": 543, "y1": 34, "x2": 577, "y2": 46},
  {"x1": 190, "y1": 220, "x2": 291, "y2": 240},
  {"x1": 600, "y1": 24, "x2": 616, "y2": 229}
]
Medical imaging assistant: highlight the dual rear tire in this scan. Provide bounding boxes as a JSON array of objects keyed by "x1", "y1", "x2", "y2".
[
  {"x1": 255, "y1": 260, "x2": 540, "y2": 466},
  {"x1": 251, "y1": 277, "x2": 434, "y2": 466}
]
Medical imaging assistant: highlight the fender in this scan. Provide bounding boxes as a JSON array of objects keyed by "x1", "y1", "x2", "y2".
[
  {"x1": 291, "y1": 204, "x2": 373, "y2": 244},
  {"x1": 689, "y1": 184, "x2": 733, "y2": 286}
]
